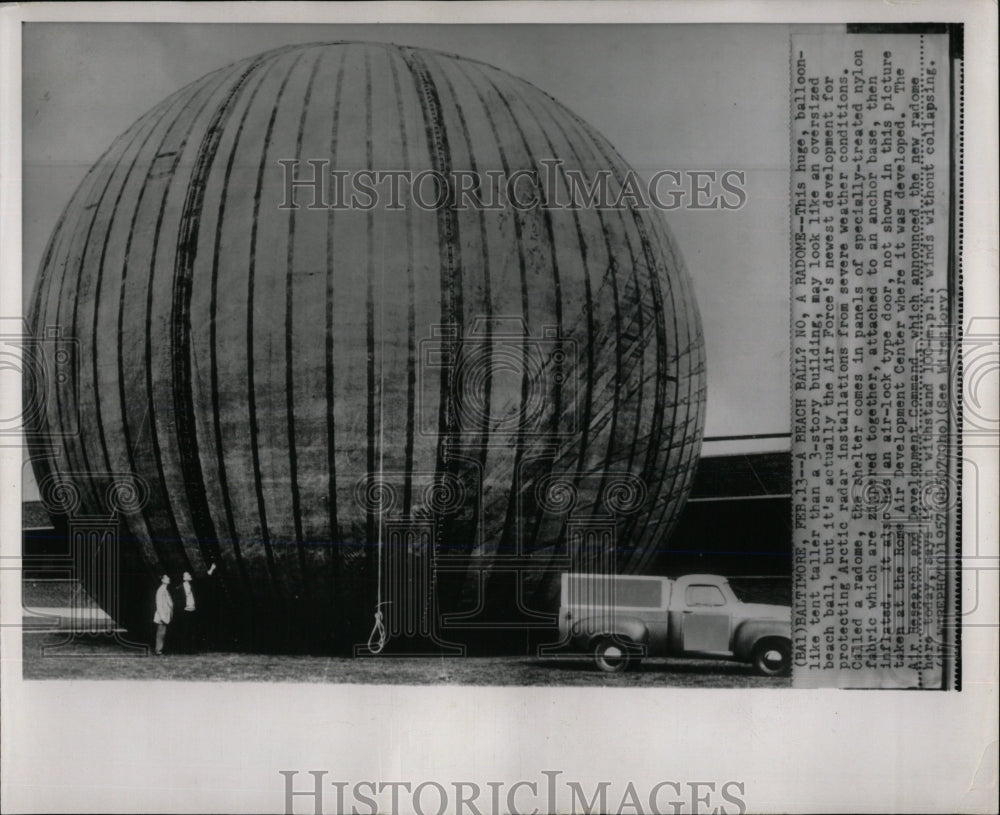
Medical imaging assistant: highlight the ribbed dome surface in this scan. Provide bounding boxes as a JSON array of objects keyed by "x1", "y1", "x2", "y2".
[{"x1": 28, "y1": 42, "x2": 705, "y2": 648}]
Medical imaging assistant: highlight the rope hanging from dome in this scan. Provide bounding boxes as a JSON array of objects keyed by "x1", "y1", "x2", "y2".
[{"x1": 367, "y1": 225, "x2": 390, "y2": 655}]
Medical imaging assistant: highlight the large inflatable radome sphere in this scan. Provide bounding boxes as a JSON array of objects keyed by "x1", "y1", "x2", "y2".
[{"x1": 28, "y1": 42, "x2": 706, "y2": 650}]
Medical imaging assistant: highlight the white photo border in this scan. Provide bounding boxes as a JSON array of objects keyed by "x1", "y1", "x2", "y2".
[{"x1": 1, "y1": 3, "x2": 997, "y2": 814}]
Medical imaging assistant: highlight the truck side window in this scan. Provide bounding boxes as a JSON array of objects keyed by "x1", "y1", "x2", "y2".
[{"x1": 685, "y1": 584, "x2": 726, "y2": 607}]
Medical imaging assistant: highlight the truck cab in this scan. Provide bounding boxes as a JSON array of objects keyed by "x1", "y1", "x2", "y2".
[{"x1": 558, "y1": 572, "x2": 791, "y2": 676}]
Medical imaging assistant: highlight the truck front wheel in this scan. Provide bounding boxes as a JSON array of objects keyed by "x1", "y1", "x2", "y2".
[
  {"x1": 753, "y1": 638, "x2": 791, "y2": 677},
  {"x1": 593, "y1": 637, "x2": 632, "y2": 673}
]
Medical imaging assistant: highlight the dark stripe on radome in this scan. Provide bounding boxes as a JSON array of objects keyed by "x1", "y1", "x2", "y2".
[
  {"x1": 530, "y1": 91, "x2": 638, "y2": 586},
  {"x1": 425, "y1": 54, "x2": 494, "y2": 548},
  {"x1": 469, "y1": 64, "x2": 566, "y2": 562},
  {"x1": 494, "y1": 77, "x2": 598, "y2": 597},
  {"x1": 37, "y1": 157, "x2": 108, "y2": 513},
  {"x1": 210, "y1": 56, "x2": 289, "y2": 597},
  {"x1": 562, "y1": 133, "x2": 625, "y2": 539},
  {"x1": 325, "y1": 48, "x2": 349, "y2": 609},
  {"x1": 25, "y1": 165, "x2": 87, "y2": 493},
  {"x1": 594, "y1": 136, "x2": 690, "y2": 559},
  {"x1": 580, "y1": 134, "x2": 675, "y2": 566},
  {"x1": 246, "y1": 50, "x2": 309, "y2": 604},
  {"x1": 588, "y1": 145, "x2": 658, "y2": 558},
  {"x1": 142, "y1": 69, "x2": 239, "y2": 573},
  {"x1": 400, "y1": 48, "x2": 465, "y2": 570},
  {"x1": 589, "y1": 126, "x2": 699, "y2": 567},
  {"x1": 413, "y1": 54, "x2": 487, "y2": 614},
  {"x1": 612, "y1": 154, "x2": 685, "y2": 558},
  {"x1": 536, "y1": 104, "x2": 633, "y2": 568},
  {"x1": 561, "y1": 117, "x2": 656, "y2": 563},
  {"x1": 386, "y1": 53, "x2": 419, "y2": 515},
  {"x1": 61, "y1": 130, "x2": 143, "y2": 518},
  {"x1": 286, "y1": 49, "x2": 325, "y2": 599},
  {"x1": 90, "y1": 79, "x2": 222, "y2": 533},
  {"x1": 172, "y1": 53, "x2": 276, "y2": 585},
  {"x1": 71, "y1": 84, "x2": 204, "y2": 549},
  {"x1": 445, "y1": 58, "x2": 529, "y2": 564},
  {"x1": 84, "y1": 100, "x2": 176, "y2": 513},
  {"x1": 141, "y1": 75, "x2": 235, "y2": 573},
  {"x1": 364, "y1": 48, "x2": 377, "y2": 567},
  {"x1": 32, "y1": 148, "x2": 106, "y2": 435},
  {"x1": 635, "y1": 217, "x2": 690, "y2": 563},
  {"x1": 587, "y1": 171, "x2": 635, "y2": 546},
  {"x1": 645, "y1": 321, "x2": 704, "y2": 567},
  {"x1": 115, "y1": 88, "x2": 210, "y2": 569}
]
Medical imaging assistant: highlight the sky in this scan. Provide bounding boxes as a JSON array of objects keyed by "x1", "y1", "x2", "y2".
[{"x1": 20, "y1": 23, "x2": 792, "y2": 496}]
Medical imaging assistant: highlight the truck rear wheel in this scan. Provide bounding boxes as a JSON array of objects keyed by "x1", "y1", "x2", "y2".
[
  {"x1": 593, "y1": 637, "x2": 632, "y2": 673},
  {"x1": 753, "y1": 638, "x2": 791, "y2": 677}
]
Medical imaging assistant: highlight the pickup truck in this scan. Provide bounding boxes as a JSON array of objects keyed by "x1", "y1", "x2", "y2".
[{"x1": 558, "y1": 572, "x2": 791, "y2": 676}]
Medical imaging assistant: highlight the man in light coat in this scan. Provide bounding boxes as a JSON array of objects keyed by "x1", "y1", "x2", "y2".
[{"x1": 153, "y1": 574, "x2": 173, "y2": 655}]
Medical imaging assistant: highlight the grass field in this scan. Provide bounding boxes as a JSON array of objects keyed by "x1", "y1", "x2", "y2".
[
  {"x1": 20, "y1": 576, "x2": 791, "y2": 687},
  {"x1": 21, "y1": 633, "x2": 789, "y2": 687}
]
